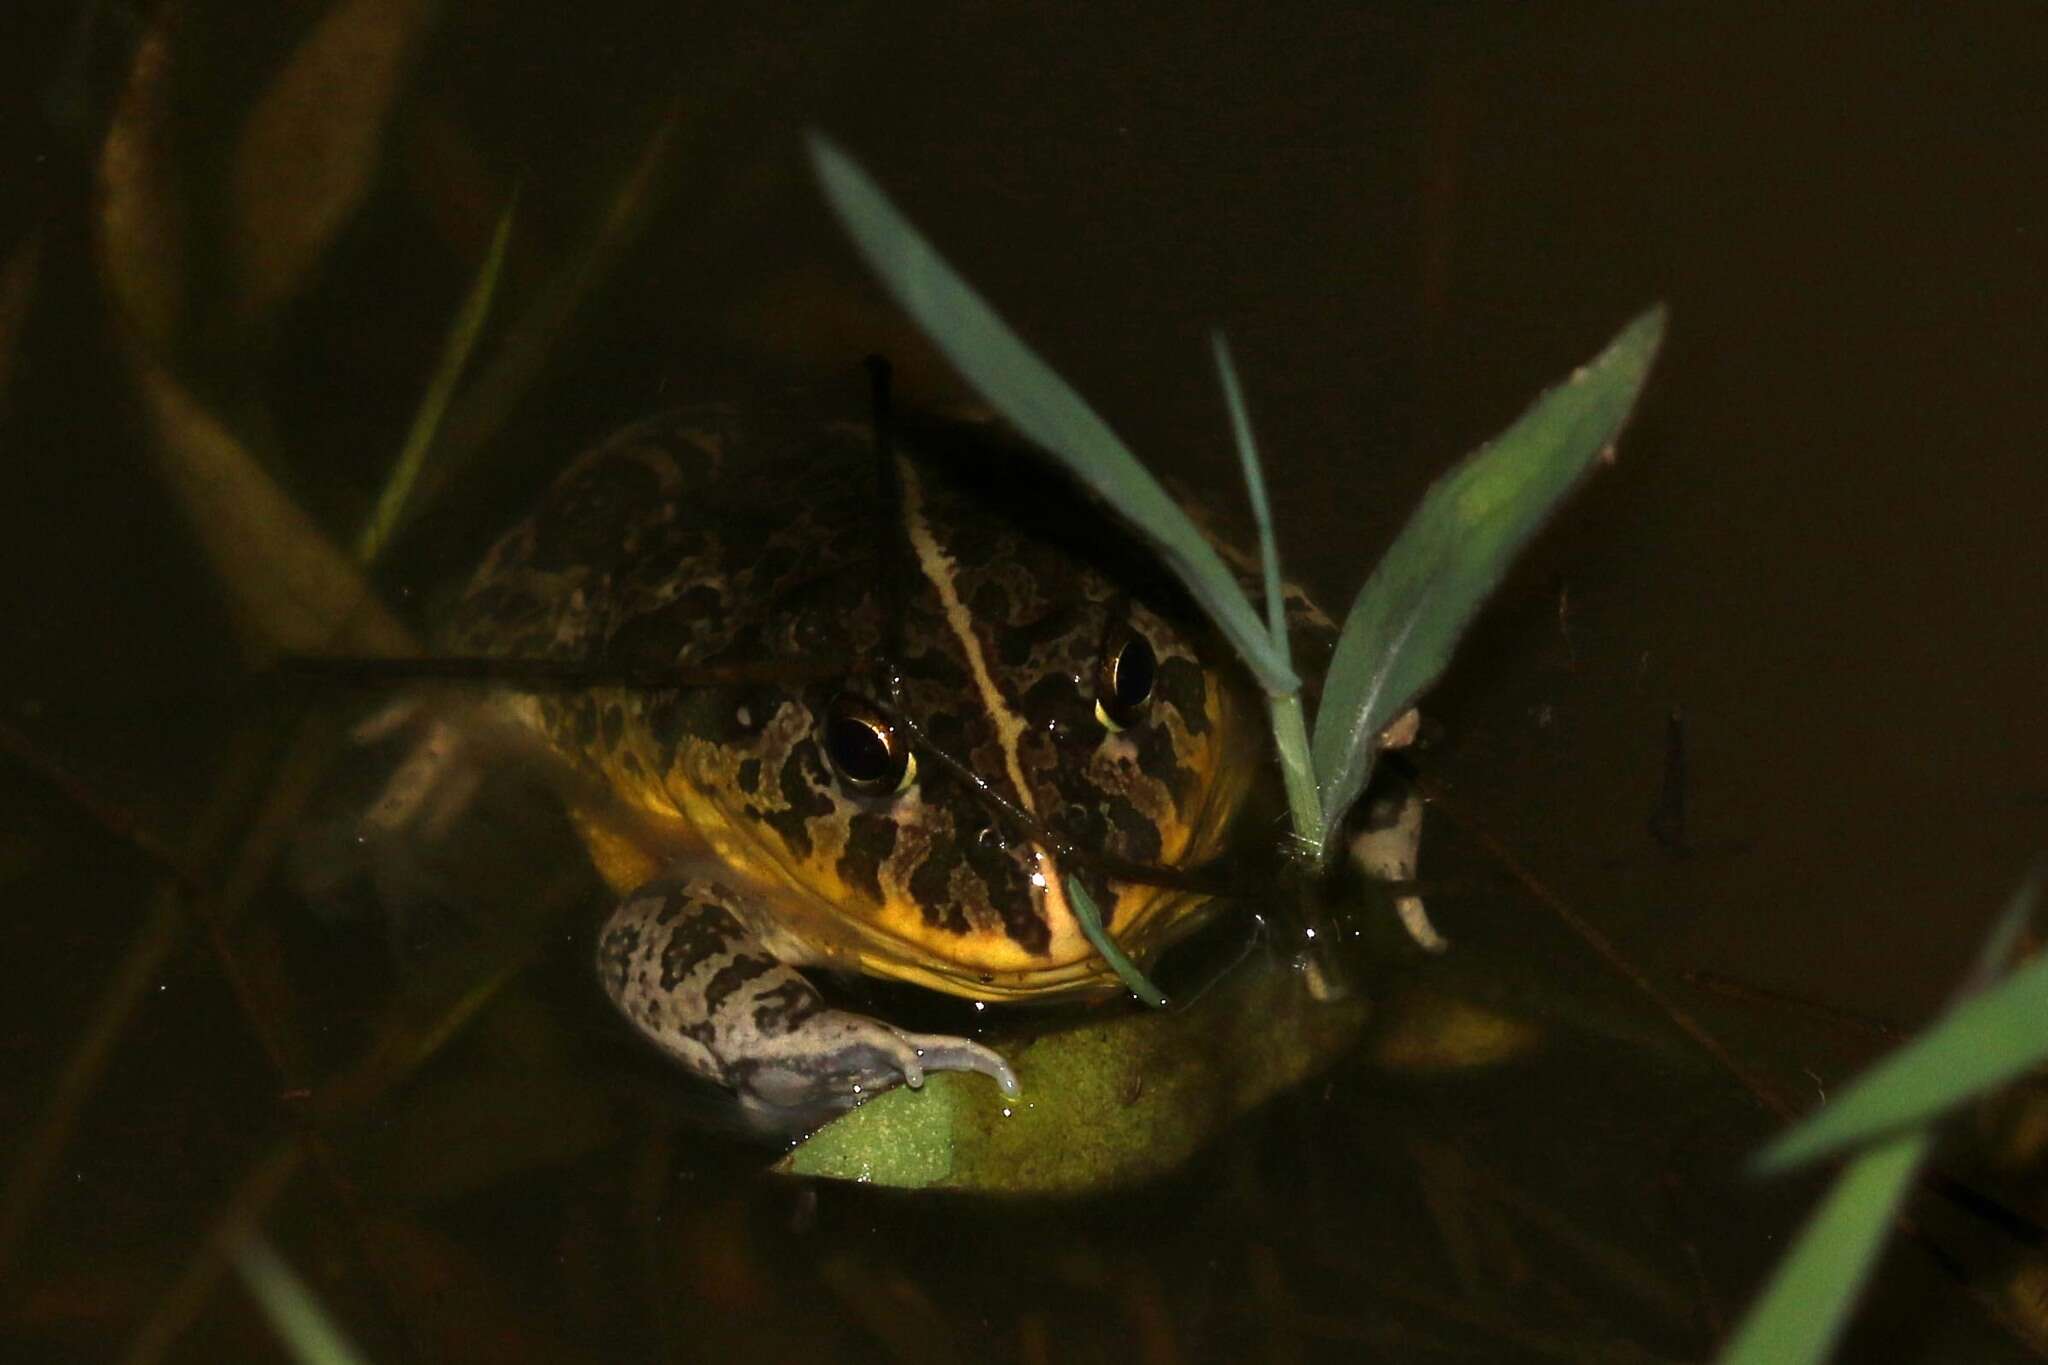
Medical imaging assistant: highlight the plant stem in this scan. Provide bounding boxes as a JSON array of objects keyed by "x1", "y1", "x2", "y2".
[{"x1": 1267, "y1": 691, "x2": 1325, "y2": 865}]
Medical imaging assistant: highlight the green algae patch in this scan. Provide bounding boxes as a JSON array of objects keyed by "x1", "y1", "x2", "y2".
[{"x1": 780, "y1": 965, "x2": 1367, "y2": 1194}]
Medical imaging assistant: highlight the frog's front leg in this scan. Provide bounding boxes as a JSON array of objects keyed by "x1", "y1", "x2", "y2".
[{"x1": 597, "y1": 878, "x2": 1019, "y2": 1118}]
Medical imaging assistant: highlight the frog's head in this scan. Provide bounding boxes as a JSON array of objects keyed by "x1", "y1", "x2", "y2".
[{"x1": 650, "y1": 434, "x2": 1262, "y2": 1000}]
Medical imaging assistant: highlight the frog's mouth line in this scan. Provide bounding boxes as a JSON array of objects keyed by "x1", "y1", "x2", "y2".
[{"x1": 848, "y1": 884, "x2": 1231, "y2": 1002}]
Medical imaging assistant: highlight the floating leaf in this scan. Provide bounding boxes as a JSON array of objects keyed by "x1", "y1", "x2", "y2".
[
  {"x1": 1370, "y1": 989, "x2": 1538, "y2": 1072},
  {"x1": 1310, "y1": 306, "x2": 1665, "y2": 852},
  {"x1": 807, "y1": 133, "x2": 1298, "y2": 696},
  {"x1": 1717, "y1": 1131, "x2": 1930, "y2": 1364},
  {"x1": 1756, "y1": 870, "x2": 2044, "y2": 1173},
  {"x1": 229, "y1": 0, "x2": 437, "y2": 324},
  {"x1": 780, "y1": 961, "x2": 1365, "y2": 1194},
  {"x1": 355, "y1": 190, "x2": 515, "y2": 564}
]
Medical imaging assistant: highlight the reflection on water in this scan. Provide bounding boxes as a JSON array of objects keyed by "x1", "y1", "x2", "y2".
[{"x1": 1, "y1": 4, "x2": 2043, "y2": 1361}]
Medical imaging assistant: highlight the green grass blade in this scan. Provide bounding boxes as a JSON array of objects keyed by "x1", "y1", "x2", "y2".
[
  {"x1": 1210, "y1": 331, "x2": 1288, "y2": 650},
  {"x1": 1211, "y1": 331, "x2": 1323, "y2": 845},
  {"x1": 1717, "y1": 1130, "x2": 1930, "y2": 1365},
  {"x1": 1065, "y1": 874, "x2": 1167, "y2": 1007},
  {"x1": 1309, "y1": 306, "x2": 1665, "y2": 853},
  {"x1": 807, "y1": 133, "x2": 1297, "y2": 695},
  {"x1": 355, "y1": 190, "x2": 515, "y2": 566},
  {"x1": 230, "y1": 1233, "x2": 371, "y2": 1365},
  {"x1": 1756, "y1": 870, "x2": 2043, "y2": 1173}
]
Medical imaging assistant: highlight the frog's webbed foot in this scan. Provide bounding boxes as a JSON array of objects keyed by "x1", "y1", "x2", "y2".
[{"x1": 597, "y1": 879, "x2": 1018, "y2": 1122}]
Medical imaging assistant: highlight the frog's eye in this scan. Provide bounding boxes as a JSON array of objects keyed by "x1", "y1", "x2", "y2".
[
  {"x1": 823, "y1": 695, "x2": 916, "y2": 794},
  {"x1": 1094, "y1": 626, "x2": 1157, "y2": 733}
]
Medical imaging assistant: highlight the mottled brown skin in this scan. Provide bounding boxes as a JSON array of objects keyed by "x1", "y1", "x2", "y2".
[{"x1": 449, "y1": 402, "x2": 1260, "y2": 1116}]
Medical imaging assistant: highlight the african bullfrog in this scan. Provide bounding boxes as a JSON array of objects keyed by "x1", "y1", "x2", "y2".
[{"x1": 374, "y1": 398, "x2": 1278, "y2": 1121}]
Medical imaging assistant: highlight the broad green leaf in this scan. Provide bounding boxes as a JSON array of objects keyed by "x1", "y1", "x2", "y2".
[
  {"x1": 807, "y1": 133, "x2": 1298, "y2": 695},
  {"x1": 356, "y1": 191, "x2": 516, "y2": 564},
  {"x1": 231, "y1": 1233, "x2": 372, "y2": 1365},
  {"x1": 1717, "y1": 1130, "x2": 1930, "y2": 1365},
  {"x1": 1756, "y1": 871, "x2": 2043, "y2": 1173},
  {"x1": 780, "y1": 961, "x2": 1365, "y2": 1194},
  {"x1": 1310, "y1": 306, "x2": 1665, "y2": 852}
]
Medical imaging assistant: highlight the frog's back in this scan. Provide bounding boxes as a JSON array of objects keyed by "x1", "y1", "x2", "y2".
[
  {"x1": 451, "y1": 402, "x2": 1261, "y2": 1001},
  {"x1": 449, "y1": 405, "x2": 877, "y2": 677}
]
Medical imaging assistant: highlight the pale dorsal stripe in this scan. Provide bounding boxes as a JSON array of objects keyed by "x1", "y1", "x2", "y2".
[{"x1": 895, "y1": 455, "x2": 1077, "y2": 933}]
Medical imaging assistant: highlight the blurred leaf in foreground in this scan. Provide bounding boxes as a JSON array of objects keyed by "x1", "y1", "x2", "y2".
[
  {"x1": 1722, "y1": 869, "x2": 2043, "y2": 1364},
  {"x1": 1717, "y1": 1130, "x2": 1930, "y2": 1365},
  {"x1": 230, "y1": 1234, "x2": 370, "y2": 1365},
  {"x1": 780, "y1": 961, "x2": 1366, "y2": 1194},
  {"x1": 807, "y1": 132, "x2": 1298, "y2": 697},
  {"x1": 230, "y1": 0, "x2": 438, "y2": 325},
  {"x1": 1309, "y1": 307, "x2": 1665, "y2": 854},
  {"x1": 1757, "y1": 869, "x2": 2044, "y2": 1173}
]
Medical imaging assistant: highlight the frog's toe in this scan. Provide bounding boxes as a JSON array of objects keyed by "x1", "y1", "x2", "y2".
[
  {"x1": 893, "y1": 1029, "x2": 1021, "y2": 1099},
  {"x1": 737, "y1": 1015, "x2": 1017, "y2": 1113}
]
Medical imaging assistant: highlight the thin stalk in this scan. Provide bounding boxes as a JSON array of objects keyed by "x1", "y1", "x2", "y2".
[{"x1": 355, "y1": 189, "x2": 516, "y2": 564}]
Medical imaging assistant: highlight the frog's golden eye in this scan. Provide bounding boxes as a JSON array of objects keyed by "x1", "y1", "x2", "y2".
[
  {"x1": 823, "y1": 695, "x2": 916, "y2": 794},
  {"x1": 1094, "y1": 626, "x2": 1157, "y2": 733}
]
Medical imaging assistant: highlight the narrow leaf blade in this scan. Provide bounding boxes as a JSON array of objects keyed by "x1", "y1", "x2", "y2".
[
  {"x1": 1718, "y1": 1131, "x2": 1929, "y2": 1365},
  {"x1": 1757, "y1": 871, "x2": 2044, "y2": 1173},
  {"x1": 231, "y1": 1233, "x2": 373, "y2": 1365},
  {"x1": 807, "y1": 133, "x2": 1296, "y2": 694},
  {"x1": 1310, "y1": 306, "x2": 1666, "y2": 849},
  {"x1": 1065, "y1": 875, "x2": 1167, "y2": 1008},
  {"x1": 356, "y1": 190, "x2": 516, "y2": 565}
]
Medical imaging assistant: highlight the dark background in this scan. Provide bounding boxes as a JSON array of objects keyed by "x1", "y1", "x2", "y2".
[{"x1": 1, "y1": 3, "x2": 2043, "y2": 1360}]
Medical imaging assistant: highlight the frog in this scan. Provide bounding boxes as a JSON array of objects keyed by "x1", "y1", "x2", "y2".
[{"x1": 368, "y1": 395, "x2": 1280, "y2": 1123}]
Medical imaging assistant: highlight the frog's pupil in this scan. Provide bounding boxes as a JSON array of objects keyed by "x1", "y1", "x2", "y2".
[
  {"x1": 1113, "y1": 634, "x2": 1156, "y2": 710},
  {"x1": 826, "y1": 710, "x2": 897, "y2": 786}
]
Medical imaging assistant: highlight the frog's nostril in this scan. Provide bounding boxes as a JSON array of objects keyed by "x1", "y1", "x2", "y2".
[{"x1": 973, "y1": 822, "x2": 1008, "y2": 853}]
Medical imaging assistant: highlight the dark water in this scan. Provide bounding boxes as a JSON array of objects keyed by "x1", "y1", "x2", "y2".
[{"x1": 2, "y1": 3, "x2": 2045, "y2": 1361}]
